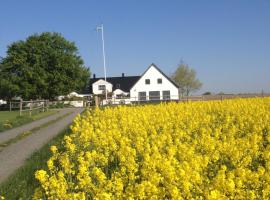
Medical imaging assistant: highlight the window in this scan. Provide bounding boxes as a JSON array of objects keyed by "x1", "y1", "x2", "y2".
[
  {"x1": 98, "y1": 85, "x2": 106, "y2": 90},
  {"x1": 138, "y1": 92, "x2": 147, "y2": 101},
  {"x1": 149, "y1": 91, "x2": 160, "y2": 101},
  {"x1": 162, "y1": 90, "x2": 170, "y2": 100},
  {"x1": 116, "y1": 94, "x2": 123, "y2": 99},
  {"x1": 157, "y1": 78, "x2": 162, "y2": 84},
  {"x1": 116, "y1": 84, "x2": 120, "y2": 89},
  {"x1": 145, "y1": 79, "x2": 150, "y2": 84}
]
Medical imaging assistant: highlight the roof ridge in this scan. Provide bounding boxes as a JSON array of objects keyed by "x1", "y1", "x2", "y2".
[{"x1": 91, "y1": 75, "x2": 140, "y2": 79}]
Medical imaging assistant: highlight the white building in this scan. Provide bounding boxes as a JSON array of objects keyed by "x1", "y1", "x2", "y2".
[
  {"x1": 88, "y1": 63, "x2": 179, "y2": 103},
  {"x1": 92, "y1": 79, "x2": 113, "y2": 95},
  {"x1": 130, "y1": 64, "x2": 179, "y2": 101}
]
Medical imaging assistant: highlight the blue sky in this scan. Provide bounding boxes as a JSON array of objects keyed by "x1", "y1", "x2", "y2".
[{"x1": 0, "y1": 0, "x2": 270, "y2": 94}]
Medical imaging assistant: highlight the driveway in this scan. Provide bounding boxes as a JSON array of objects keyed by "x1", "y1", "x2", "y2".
[{"x1": 0, "y1": 108, "x2": 84, "y2": 183}]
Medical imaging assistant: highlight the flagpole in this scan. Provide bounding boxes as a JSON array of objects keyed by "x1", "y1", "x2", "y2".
[{"x1": 97, "y1": 24, "x2": 108, "y2": 102}]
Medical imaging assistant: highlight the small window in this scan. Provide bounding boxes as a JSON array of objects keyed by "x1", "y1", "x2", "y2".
[
  {"x1": 116, "y1": 83, "x2": 120, "y2": 89},
  {"x1": 116, "y1": 94, "x2": 123, "y2": 99},
  {"x1": 98, "y1": 85, "x2": 106, "y2": 90},
  {"x1": 145, "y1": 79, "x2": 150, "y2": 84},
  {"x1": 157, "y1": 78, "x2": 162, "y2": 84}
]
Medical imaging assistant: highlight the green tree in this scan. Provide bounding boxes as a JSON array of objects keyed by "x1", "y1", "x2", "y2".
[
  {"x1": 0, "y1": 32, "x2": 90, "y2": 100},
  {"x1": 172, "y1": 62, "x2": 202, "y2": 97}
]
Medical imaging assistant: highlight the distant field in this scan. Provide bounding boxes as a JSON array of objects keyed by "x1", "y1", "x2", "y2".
[
  {"x1": 182, "y1": 94, "x2": 270, "y2": 101},
  {"x1": 0, "y1": 110, "x2": 57, "y2": 132}
]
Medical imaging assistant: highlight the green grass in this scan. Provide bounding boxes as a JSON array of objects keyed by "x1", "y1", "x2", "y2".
[
  {"x1": 0, "y1": 127, "x2": 70, "y2": 200},
  {"x1": 0, "y1": 110, "x2": 57, "y2": 132}
]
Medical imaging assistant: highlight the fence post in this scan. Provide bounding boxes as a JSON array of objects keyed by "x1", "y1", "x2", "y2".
[
  {"x1": 9, "y1": 101, "x2": 12, "y2": 112},
  {"x1": 42, "y1": 100, "x2": 45, "y2": 112},
  {"x1": 29, "y1": 100, "x2": 32, "y2": 116},
  {"x1": 95, "y1": 96, "x2": 99, "y2": 108},
  {"x1": 47, "y1": 100, "x2": 49, "y2": 111},
  {"x1": 19, "y1": 99, "x2": 22, "y2": 116}
]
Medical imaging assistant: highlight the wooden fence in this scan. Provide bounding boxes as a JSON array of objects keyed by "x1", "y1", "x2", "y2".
[{"x1": 9, "y1": 100, "x2": 49, "y2": 116}]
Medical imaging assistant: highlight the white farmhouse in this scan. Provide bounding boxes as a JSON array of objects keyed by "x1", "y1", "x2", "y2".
[
  {"x1": 130, "y1": 64, "x2": 179, "y2": 101},
  {"x1": 87, "y1": 63, "x2": 179, "y2": 103},
  {"x1": 92, "y1": 79, "x2": 113, "y2": 95},
  {"x1": 89, "y1": 73, "x2": 140, "y2": 100}
]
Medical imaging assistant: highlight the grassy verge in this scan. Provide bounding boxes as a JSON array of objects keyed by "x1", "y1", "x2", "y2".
[
  {"x1": 0, "y1": 110, "x2": 57, "y2": 133},
  {"x1": 0, "y1": 127, "x2": 70, "y2": 199}
]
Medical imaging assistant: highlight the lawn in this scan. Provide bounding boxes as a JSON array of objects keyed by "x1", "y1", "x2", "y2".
[{"x1": 0, "y1": 110, "x2": 57, "y2": 132}]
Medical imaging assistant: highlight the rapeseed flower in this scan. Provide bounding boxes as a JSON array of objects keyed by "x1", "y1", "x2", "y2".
[{"x1": 34, "y1": 98, "x2": 270, "y2": 199}]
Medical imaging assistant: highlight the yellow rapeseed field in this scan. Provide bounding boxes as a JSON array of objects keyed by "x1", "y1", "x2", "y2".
[{"x1": 34, "y1": 98, "x2": 270, "y2": 199}]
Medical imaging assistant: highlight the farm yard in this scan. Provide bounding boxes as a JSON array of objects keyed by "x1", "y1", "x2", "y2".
[{"x1": 24, "y1": 97, "x2": 270, "y2": 199}]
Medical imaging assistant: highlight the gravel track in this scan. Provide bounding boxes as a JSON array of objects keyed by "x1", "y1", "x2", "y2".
[
  {"x1": 0, "y1": 108, "x2": 84, "y2": 183},
  {"x1": 0, "y1": 109, "x2": 74, "y2": 144}
]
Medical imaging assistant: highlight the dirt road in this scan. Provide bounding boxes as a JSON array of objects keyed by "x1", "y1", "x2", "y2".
[{"x1": 0, "y1": 108, "x2": 84, "y2": 183}]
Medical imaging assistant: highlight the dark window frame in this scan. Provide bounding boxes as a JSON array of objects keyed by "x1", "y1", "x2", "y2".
[
  {"x1": 138, "y1": 92, "x2": 147, "y2": 101},
  {"x1": 162, "y1": 90, "x2": 170, "y2": 100},
  {"x1": 149, "y1": 91, "x2": 160, "y2": 101},
  {"x1": 157, "y1": 78, "x2": 162, "y2": 84},
  {"x1": 98, "y1": 85, "x2": 106, "y2": 90},
  {"x1": 145, "y1": 79, "x2": 150, "y2": 84}
]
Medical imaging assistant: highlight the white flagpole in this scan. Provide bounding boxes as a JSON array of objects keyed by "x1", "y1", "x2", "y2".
[{"x1": 97, "y1": 24, "x2": 108, "y2": 102}]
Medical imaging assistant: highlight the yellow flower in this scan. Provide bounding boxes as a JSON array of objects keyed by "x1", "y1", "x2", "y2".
[
  {"x1": 32, "y1": 98, "x2": 270, "y2": 199},
  {"x1": 50, "y1": 145, "x2": 58, "y2": 154},
  {"x1": 35, "y1": 170, "x2": 48, "y2": 184}
]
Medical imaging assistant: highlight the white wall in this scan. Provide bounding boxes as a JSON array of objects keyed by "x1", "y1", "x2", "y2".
[
  {"x1": 130, "y1": 65, "x2": 179, "y2": 100},
  {"x1": 92, "y1": 79, "x2": 113, "y2": 95},
  {"x1": 112, "y1": 89, "x2": 128, "y2": 97},
  {"x1": 63, "y1": 101, "x2": 84, "y2": 107}
]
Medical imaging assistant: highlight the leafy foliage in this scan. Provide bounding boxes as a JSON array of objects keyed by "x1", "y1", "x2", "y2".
[
  {"x1": 172, "y1": 62, "x2": 202, "y2": 96},
  {"x1": 0, "y1": 32, "x2": 90, "y2": 100}
]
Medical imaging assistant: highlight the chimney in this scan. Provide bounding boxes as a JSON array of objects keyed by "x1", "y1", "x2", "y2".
[
  {"x1": 122, "y1": 73, "x2": 125, "y2": 77},
  {"x1": 93, "y1": 74, "x2": 96, "y2": 79}
]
